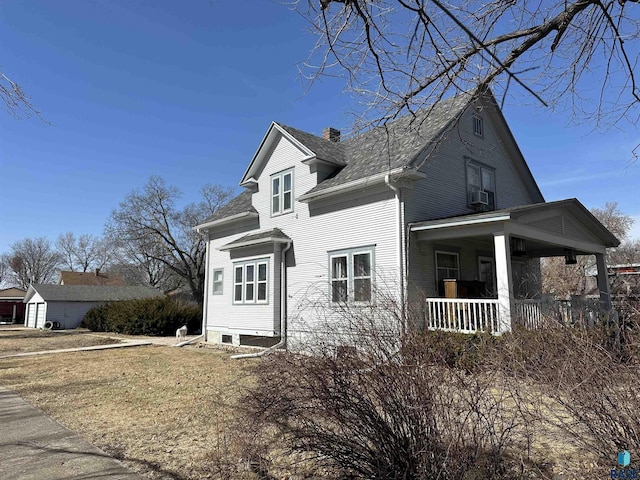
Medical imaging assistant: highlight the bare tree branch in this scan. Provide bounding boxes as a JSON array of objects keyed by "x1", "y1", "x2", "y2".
[{"x1": 300, "y1": 0, "x2": 640, "y2": 131}]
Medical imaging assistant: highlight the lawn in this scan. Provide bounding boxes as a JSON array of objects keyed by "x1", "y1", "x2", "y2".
[
  {"x1": 0, "y1": 328, "x2": 120, "y2": 356},
  {"x1": 0, "y1": 336, "x2": 256, "y2": 480}
]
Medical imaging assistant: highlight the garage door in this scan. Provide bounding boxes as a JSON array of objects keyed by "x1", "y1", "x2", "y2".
[
  {"x1": 35, "y1": 303, "x2": 45, "y2": 329},
  {"x1": 26, "y1": 303, "x2": 35, "y2": 328}
]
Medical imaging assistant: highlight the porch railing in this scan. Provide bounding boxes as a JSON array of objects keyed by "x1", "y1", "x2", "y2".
[
  {"x1": 426, "y1": 297, "x2": 602, "y2": 335},
  {"x1": 425, "y1": 298, "x2": 500, "y2": 334}
]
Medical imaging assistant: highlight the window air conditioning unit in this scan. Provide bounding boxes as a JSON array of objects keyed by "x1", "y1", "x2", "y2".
[{"x1": 469, "y1": 190, "x2": 489, "y2": 206}]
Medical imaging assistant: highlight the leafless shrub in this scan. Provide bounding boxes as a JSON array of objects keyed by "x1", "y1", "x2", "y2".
[
  {"x1": 493, "y1": 303, "x2": 640, "y2": 465},
  {"x1": 239, "y1": 289, "x2": 545, "y2": 479}
]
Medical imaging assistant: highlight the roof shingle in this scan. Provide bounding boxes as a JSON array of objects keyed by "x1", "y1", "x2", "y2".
[{"x1": 27, "y1": 285, "x2": 163, "y2": 303}]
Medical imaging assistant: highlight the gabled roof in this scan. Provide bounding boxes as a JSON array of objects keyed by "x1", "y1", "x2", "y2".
[
  {"x1": 303, "y1": 92, "x2": 473, "y2": 198},
  {"x1": 219, "y1": 228, "x2": 291, "y2": 251},
  {"x1": 204, "y1": 89, "x2": 543, "y2": 225},
  {"x1": 278, "y1": 124, "x2": 348, "y2": 166},
  {"x1": 410, "y1": 198, "x2": 620, "y2": 249},
  {"x1": 0, "y1": 287, "x2": 26, "y2": 299},
  {"x1": 24, "y1": 284, "x2": 163, "y2": 304},
  {"x1": 59, "y1": 271, "x2": 125, "y2": 286}
]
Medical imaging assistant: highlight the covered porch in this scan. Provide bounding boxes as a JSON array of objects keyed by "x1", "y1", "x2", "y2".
[{"x1": 409, "y1": 199, "x2": 620, "y2": 335}]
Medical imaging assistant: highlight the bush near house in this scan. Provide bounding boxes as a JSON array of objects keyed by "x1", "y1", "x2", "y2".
[
  {"x1": 238, "y1": 302, "x2": 640, "y2": 479},
  {"x1": 82, "y1": 296, "x2": 201, "y2": 336}
]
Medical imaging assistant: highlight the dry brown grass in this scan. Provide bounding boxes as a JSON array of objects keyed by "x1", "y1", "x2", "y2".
[
  {"x1": 0, "y1": 328, "x2": 120, "y2": 355},
  {"x1": 0, "y1": 338, "x2": 257, "y2": 480}
]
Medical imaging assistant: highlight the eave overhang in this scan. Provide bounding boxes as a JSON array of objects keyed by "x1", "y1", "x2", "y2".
[
  {"x1": 240, "y1": 122, "x2": 315, "y2": 187},
  {"x1": 297, "y1": 167, "x2": 426, "y2": 202},
  {"x1": 194, "y1": 211, "x2": 259, "y2": 233}
]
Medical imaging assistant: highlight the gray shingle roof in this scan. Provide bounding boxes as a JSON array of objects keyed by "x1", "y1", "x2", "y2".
[
  {"x1": 277, "y1": 124, "x2": 348, "y2": 166},
  {"x1": 220, "y1": 228, "x2": 291, "y2": 250},
  {"x1": 207, "y1": 91, "x2": 474, "y2": 224},
  {"x1": 201, "y1": 189, "x2": 257, "y2": 224},
  {"x1": 28, "y1": 285, "x2": 163, "y2": 303},
  {"x1": 303, "y1": 92, "x2": 472, "y2": 196}
]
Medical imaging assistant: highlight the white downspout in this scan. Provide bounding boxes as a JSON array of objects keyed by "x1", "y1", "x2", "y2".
[
  {"x1": 385, "y1": 174, "x2": 406, "y2": 332},
  {"x1": 231, "y1": 239, "x2": 292, "y2": 359}
]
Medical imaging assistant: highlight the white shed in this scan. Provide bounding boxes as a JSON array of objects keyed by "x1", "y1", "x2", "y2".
[{"x1": 23, "y1": 284, "x2": 163, "y2": 329}]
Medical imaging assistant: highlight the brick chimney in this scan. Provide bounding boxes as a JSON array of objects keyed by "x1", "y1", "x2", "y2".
[
  {"x1": 322, "y1": 127, "x2": 341, "y2": 143},
  {"x1": 95, "y1": 268, "x2": 100, "y2": 276}
]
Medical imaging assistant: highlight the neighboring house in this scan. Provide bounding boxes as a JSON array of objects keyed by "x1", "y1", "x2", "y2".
[
  {"x1": 0, "y1": 287, "x2": 26, "y2": 324},
  {"x1": 610, "y1": 264, "x2": 640, "y2": 296},
  {"x1": 195, "y1": 90, "x2": 619, "y2": 348},
  {"x1": 23, "y1": 284, "x2": 163, "y2": 329},
  {"x1": 59, "y1": 269, "x2": 126, "y2": 286}
]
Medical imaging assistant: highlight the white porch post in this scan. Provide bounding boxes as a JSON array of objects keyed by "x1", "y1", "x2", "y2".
[
  {"x1": 595, "y1": 252, "x2": 612, "y2": 310},
  {"x1": 494, "y1": 232, "x2": 514, "y2": 334}
]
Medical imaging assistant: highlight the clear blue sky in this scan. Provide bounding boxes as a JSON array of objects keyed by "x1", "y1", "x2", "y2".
[{"x1": 1, "y1": 0, "x2": 639, "y2": 255}]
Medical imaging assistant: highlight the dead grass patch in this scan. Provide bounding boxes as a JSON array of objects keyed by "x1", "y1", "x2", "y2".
[
  {"x1": 0, "y1": 344, "x2": 257, "y2": 479},
  {"x1": 0, "y1": 328, "x2": 120, "y2": 355}
]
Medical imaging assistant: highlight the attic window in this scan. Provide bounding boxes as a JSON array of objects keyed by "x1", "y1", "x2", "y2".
[
  {"x1": 473, "y1": 115, "x2": 483, "y2": 137},
  {"x1": 271, "y1": 169, "x2": 293, "y2": 216}
]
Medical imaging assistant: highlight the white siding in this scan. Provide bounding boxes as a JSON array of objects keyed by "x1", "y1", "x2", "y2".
[
  {"x1": 25, "y1": 303, "x2": 35, "y2": 328},
  {"x1": 35, "y1": 302, "x2": 46, "y2": 328},
  {"x1": 205, "y1": 133, "x2": 401, "y2": 343}
]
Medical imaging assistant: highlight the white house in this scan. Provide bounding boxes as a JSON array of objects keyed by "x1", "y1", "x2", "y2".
[
  {"x1": 195, "y1": 90, "x2": 619, "y2": 349},
  {"x1": 23, "y1": 284, "x2": 163, "y2": 329}
]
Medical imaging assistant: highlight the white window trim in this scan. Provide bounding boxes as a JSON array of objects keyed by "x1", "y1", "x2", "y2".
[
  {"x1": 465, "y1": 159, "x2": 496, "y2": 210},
  {"x1": 329, "y1": 246, "x2": 375, "y2": 304},
  {"x1": 233, "y1": 259, "x2": 269, "y2": 305},
  {"x1": 212, "y1": 268, "x2": 224, "y2": 295},
  {"x1": 271, "y1": 169, "x2": 294, "y2": 216}
]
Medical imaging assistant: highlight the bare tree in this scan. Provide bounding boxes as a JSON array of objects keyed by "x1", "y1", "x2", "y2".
[
  {"x1": 0, "y1": 237, "x2": 61, "y2": 288},
  {"x1": 106, "y1": 176, "x2": 234, "y2": 303},
  {"x1": 298, "y1": 0, "x2": 639, "y2": 130},
  {"x1": 1, "y1": 70, "x2": 43, "y2": 119},
  {"x1": 55, "y1": 232, "x2": 112, "y2": 272}
]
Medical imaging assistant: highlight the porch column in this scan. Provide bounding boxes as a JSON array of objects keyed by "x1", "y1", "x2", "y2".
[
  {"x1": 494, "y1": 232, "x2": 514, "y2": 334},
  {"x1": 595, "y1": 252, "x2": 612, "y2": 310}
]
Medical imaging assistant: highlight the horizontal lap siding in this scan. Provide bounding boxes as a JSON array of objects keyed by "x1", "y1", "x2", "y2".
[
  {"x1": 206, "y1": 134, "x2": 401, "y2": 338},
  {"x1": 406, "y1": 106, "x2": 537, "y2": 224},
  {"x1": 406, "y1": 105, "x2": 539, "y2": 300},
  {"x1": 45, "y1": 302, "x2": 98, "y2": 329}
]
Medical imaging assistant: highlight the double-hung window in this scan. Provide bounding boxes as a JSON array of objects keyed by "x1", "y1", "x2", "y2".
[
  {"x1": 271, "y1": 169, "x2": 293, "y2": 215},
  {"x1": 467, "y1": 160, "x2": 496, "y2": 210},
  {"x1": 212, "y1": 268, "x2": 224, "y2": 295},
  {"x1": 329, "y1": 247, "x2": 374, "y2": 303},
  {"x1": 233, "y1": 259, "x2": 268, "y2": 304}
]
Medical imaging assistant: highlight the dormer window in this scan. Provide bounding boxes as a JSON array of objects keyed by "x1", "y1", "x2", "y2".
[
  {"x1": 473, "y1": 114, "x2": 483, "y2": 137},
  {"x1": 271, "y1": 169, "x2": 293, "y2": 216}
]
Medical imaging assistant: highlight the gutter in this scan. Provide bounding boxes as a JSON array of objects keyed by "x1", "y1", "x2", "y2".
[
  {"x1": 297, "y1": 167, "x2": 425, "y2": 203},
  {"x1": 231, "y1": 239, "x2": 292, "y2": 359},
  {"x1": 194, "y1": 211, "x2": 259, "y2": 232},
  {"x1": 174, "y1": 334, "x2": 204, "y2": 348}
]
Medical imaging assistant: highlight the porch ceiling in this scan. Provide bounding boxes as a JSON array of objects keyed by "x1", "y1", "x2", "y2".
[{"x1": 409, "y1": 199, "x2": 620, "y2": 257}]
